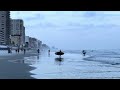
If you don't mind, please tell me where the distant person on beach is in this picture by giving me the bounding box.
[37,49,40,54]
[8,48,11,53]
[82,50,86,56]
[24,49,26,54]
[48,49,50,56]
[15,49,17,53]
[18,49,19,53]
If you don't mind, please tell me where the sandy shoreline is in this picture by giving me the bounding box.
[0,50,39,79]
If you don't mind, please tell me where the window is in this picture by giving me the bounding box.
[16,23,19,30]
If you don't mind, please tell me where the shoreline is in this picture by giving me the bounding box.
[0,50,40,79]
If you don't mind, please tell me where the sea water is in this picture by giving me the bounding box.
[11,49,120,79]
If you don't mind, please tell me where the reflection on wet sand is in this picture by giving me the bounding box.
[23,55,41,64]
[55,58,64,65]
[48,54,50,57]
[9,55,41,65]
[37,55,39,60]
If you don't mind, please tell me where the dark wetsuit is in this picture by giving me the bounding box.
[82,50,86,56]
[48,50,50,56]
[37,49,40,54]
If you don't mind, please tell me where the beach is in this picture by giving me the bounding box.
[1,49,120,79]
[0,50,38,79]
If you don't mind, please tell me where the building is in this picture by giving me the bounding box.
[42,44,49,50]
[25,36,29,48]
[29,37,37,48]
[10,19,25,47]
[25,36,42,49]
[36,40,42,49]
[21,26,25,46]
[0,11,10,45]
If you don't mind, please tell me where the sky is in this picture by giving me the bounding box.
[10,11,120,50]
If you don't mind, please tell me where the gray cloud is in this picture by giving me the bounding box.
[11,11,120,50]
[24,14,45,21]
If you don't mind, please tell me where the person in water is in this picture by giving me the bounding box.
[48,49,50,56]
[59,50,63,58]
[82,50,86,56]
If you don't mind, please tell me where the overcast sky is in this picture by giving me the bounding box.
[10,11,120,50]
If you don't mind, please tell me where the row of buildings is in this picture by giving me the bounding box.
[25,36,42,49]
[0,11,49,50]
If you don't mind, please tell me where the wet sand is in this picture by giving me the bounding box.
[0,51,39,79]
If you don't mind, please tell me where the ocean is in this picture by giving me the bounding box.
[9,49,120,79]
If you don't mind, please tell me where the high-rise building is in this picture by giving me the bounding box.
[10,19,25,47]
[11,19,23,35]
[0,11,10,45]
[25,36,29,48]
[21,26,25,46]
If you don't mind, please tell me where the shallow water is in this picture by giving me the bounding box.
[9,50,120,79]
[29,50,120,79]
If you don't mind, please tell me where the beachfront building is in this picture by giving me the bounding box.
[38,40,42,49]
[25,36,29,48]
[21,26,25,46]
[10,19,25,47]
[37,40,42,49]
[29,37,38,49]
[0,11,11,45]
[25,36,42,49]
[42,44,50,50]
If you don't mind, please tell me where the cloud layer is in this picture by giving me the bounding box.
[11,11,120,50]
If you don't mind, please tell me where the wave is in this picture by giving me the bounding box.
[64,49,120,65]
[83,50,120,65]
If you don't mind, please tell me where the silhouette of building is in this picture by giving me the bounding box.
[0,11,10,45]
